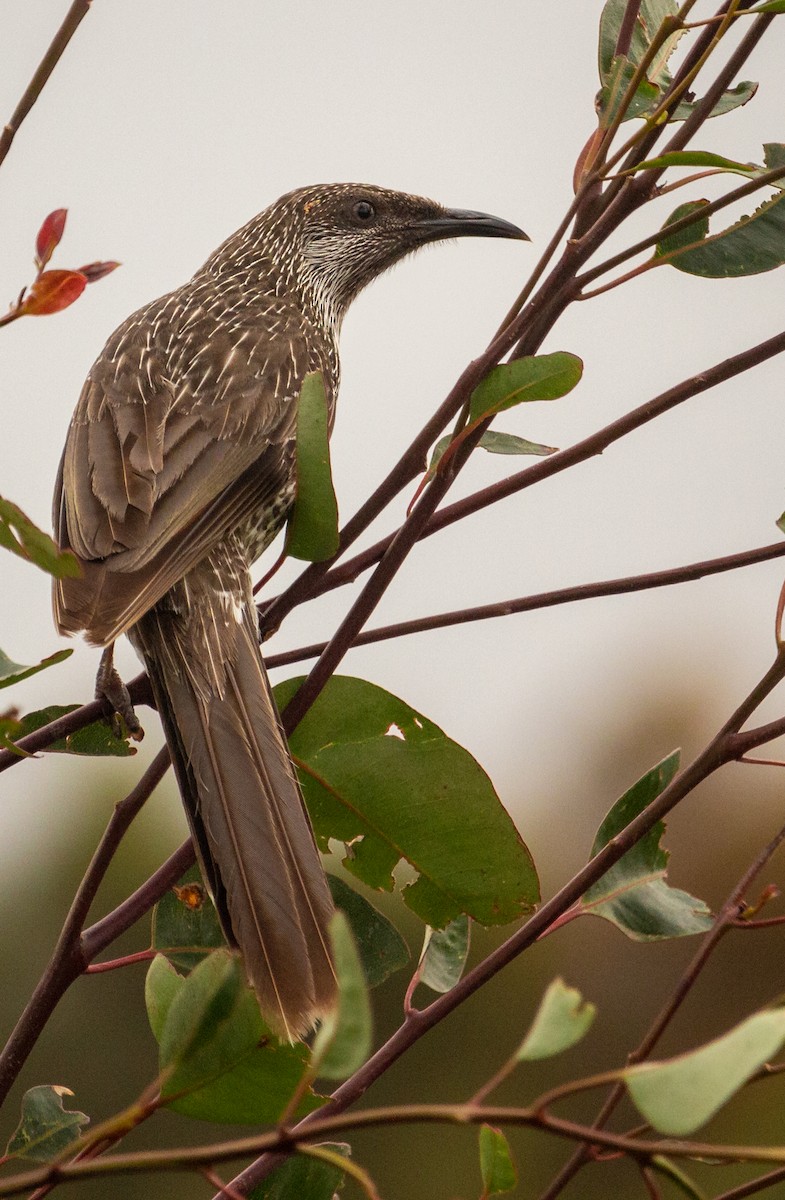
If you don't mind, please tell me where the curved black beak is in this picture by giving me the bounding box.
[415,208,529,243]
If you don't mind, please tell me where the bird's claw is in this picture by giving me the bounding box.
[95,646,145,742]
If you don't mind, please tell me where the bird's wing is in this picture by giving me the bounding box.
[53,305,315,643]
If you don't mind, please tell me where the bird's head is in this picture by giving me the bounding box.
[239,183,528,323]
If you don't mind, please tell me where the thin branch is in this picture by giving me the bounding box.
[265,540,785,668]
[710,1165,785,1200]
[538,818,785,1199]
[0,748,170,1106]
[227,649,785,1196]
[0,0,92,169]
[291,328,785,605]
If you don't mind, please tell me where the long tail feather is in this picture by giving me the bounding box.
[130,550,336,1041]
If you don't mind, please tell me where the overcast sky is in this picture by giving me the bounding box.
[2,2,785,890]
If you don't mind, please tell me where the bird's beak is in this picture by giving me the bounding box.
[415,208,529,243]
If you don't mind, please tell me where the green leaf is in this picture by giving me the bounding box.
[5,703,136,756]
[328,875,410,988]
[287,371,339,562]
[635,150,759,175]
[666,186,785,277]
[145,952,322,1124]
[671,80,757,122]
[276,676,540,929]
[755,1,785,12]
[650,1156,708,1200]
[598,0,680,86]
[655,201,710,258]
[428,431,556,475]
[151,866,227,972]
[311,912,372,1080]
[249,1145,350,1200]
[0,647,72,691]
[582,751,713,940]
[469,354,582,423]
[418,915,470,993]
[5,1085,89,1163]
[479,1125,518,1197]
[517,978,596,1062]
[597,55,660,125]
[763,142,785,191]
[624,1007,785,1135]
[0,496,79,578]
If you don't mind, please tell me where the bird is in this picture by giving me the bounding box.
[52,183,528,1040]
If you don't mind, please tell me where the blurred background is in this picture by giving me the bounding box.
[2,2,785,1196]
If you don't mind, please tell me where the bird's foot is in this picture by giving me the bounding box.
[95,645,145,742]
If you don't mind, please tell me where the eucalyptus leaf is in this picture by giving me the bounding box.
[249,1146,350,1199]
[668,186,785,277]
[582,751,713,940]
[287,371,339,562]
[429,431,556,475]
[671,80,757,122]
[634,151,759,175]
[479,1125,518,1197]
[517,978,596,1062]
[419,914,470,993]
[625,1008,785,1135]
[5,1086,88,1163]
[469,354,582,423]
[0,495,79,578]
[0,648,72,691]
[145,953,322,1124]
[329,875,410,987]
[276,676,539,929]
[151,866,227,972]
[311,912,372,1080]
[7,703,136,756]
[655,201,710,258]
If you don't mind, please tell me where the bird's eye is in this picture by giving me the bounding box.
[353,200,376,223]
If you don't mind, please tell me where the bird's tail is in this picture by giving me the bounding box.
[130,555,336,1041]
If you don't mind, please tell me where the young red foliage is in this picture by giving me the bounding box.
[19,269,87,316]
[34,209,68,271]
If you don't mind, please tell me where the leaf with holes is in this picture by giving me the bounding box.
[5,1086,88,1163]
[276,676,539,929]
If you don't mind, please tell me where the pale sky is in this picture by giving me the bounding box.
[2,1,785,889]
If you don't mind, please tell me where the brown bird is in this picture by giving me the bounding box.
[52,183,527,1039]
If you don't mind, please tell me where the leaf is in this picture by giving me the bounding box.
[598,0,680,86]
[5,1085,88,1163]
[479,1125,518,1197]
[151,866,227,972]
[311,912,372,1080]
[650,1156,708,1200]
[0,648,72,691]
[35,209,67,271]
[671,80,758,122]
[249,1145,350,1200]
[77,260,121,282]
[763,142,785,190]
[517,978,596,1062]
[634,150,759,175]
[328,875,410,988]
[19,269,87,316]
[469,354,583,423]
[145,952,322,1123]
[276,676,540,929]
[582,751,713,940]
[429,431,556,474]
[597,55,660,125]
[0,495,80,578]
[287,371,339,561]
[418,915,470,993]
[624,1007,785,1135]
[655,201,710,257]
[8,704,136,756]
[755,0,785,10]
[666,187,785,277]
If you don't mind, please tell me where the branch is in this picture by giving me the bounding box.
[266,540,785,669]
[285,328,785,607]
[0,747,170,1106]
[538,818,785,1199]
[0,0,93,170]
[226,648,785,1195]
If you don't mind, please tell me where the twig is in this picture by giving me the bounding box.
[0,747,170,1106]
[0,0,93,169]
[265,540,785,668]
[537,818,785,1198]
[226,649,785,1196]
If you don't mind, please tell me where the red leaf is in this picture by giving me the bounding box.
[19,270,87,316]
[35,209,68,271]
[77,260,121,283]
